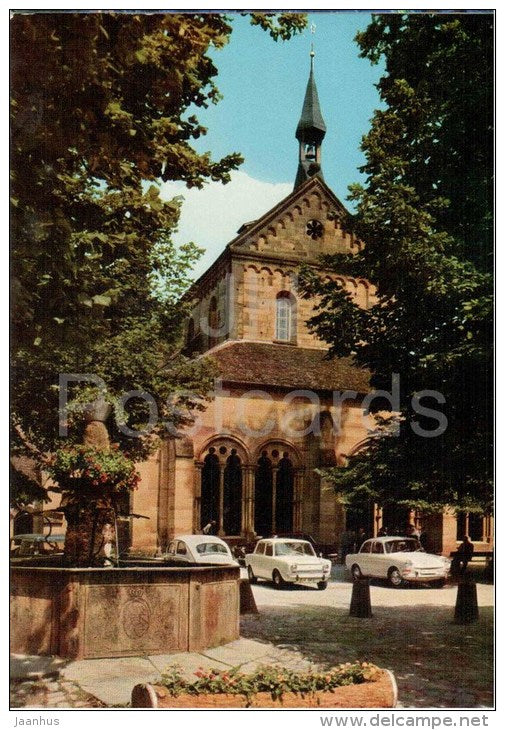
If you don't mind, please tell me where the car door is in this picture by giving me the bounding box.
[371,540,388,578]
[250,540,266,576]
[357,540,373,575]
[263,542,274,578]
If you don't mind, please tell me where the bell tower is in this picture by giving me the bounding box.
[294,45,327,189]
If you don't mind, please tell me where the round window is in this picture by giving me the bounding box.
[306,219,323,240]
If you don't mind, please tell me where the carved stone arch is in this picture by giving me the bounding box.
[293,205,302,217]
[254,439,301,467]
[254,440,301,535]
[246,263,261,275]
[257,235,267,250]
[347,280,359,302]
[335,276,346,288]
[260,266,273,276]
[302,197,311,209]
[321,200,329,212]
[277,218,286,231]
[198,434,250,466]
[310,191,322,210]
[286,211,294,223]
[267,226,277,238]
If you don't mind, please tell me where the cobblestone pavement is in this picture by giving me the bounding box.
[10,569,494,710]
[10,678,106,709]
[241,569,494,709]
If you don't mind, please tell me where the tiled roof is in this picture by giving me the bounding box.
[209,341,370,394]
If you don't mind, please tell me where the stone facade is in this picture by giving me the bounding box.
[125,173,492,556]
[128,176,376,550]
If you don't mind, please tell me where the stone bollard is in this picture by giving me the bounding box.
[454,579,479,624]
[240,578,258,614]
[350,578,372,618]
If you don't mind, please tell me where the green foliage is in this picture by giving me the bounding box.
[160,662,379,702]
[10,11,306,503]
[45,444,139,497]
[303,13,493,512]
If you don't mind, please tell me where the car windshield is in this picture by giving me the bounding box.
[196,542,228,555]
[275,541,315,557]
[385,539,422,553]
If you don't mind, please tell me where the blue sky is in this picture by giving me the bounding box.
[160,11,385,279]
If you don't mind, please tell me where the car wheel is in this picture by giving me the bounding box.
[272,569,285,589]
[317,581,328,591]
[247,565,257,584]
[432,579,446,588]
[351,564,363,582]
[388,567,404,587]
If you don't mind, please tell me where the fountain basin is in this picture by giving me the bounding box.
[10,564,240,660]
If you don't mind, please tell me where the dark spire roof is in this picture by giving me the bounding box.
[295,56,326,144]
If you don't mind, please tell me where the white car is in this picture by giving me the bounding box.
[345,536,451,587]
[245,538,331,590]
[165,535,239,566]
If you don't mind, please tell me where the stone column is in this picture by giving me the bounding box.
[293,469,304,531]
[218,466,225,536]
[242,466,255,538]
[193,463,203,534]
[271,467,278,534]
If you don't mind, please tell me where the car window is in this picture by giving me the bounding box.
[372,541,384,554]
[275,541,315,557]
[265,543,273,557]
[255,542,265,555]
[176,541,187,555]
[385,539,420,553]
[196,543,228,555]
[360,540,372,553]
[167,541,176,555]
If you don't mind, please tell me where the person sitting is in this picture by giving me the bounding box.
[451,535,474,576]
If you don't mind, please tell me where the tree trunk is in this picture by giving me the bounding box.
[63,503,115,567]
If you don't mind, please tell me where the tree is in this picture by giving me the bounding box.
[303,13,493,516]
[10,12,306,504]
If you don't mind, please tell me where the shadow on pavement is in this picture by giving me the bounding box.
[240,602,494,709]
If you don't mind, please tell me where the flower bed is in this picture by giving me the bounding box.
[131,663,397,708]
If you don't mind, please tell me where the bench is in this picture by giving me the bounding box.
[450,550,493,566]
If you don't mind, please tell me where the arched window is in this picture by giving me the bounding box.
[223,449,242,535]
[254,451,273,536]
[275,291,295,342]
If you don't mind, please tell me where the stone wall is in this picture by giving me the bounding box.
[11,565,240,659]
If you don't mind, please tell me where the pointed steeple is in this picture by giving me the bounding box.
[294,50,326,189]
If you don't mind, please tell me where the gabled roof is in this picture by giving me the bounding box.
[228,175,347,253]
[186,175,349,296]
[208,340,370,394]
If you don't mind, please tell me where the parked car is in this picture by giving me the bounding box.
[345,536,451,587]
[245,537,331,590]
[164,535,239,566]
[10,533,65,557]
[272,532,325,556]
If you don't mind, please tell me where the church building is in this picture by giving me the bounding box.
[116,56,493,557]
